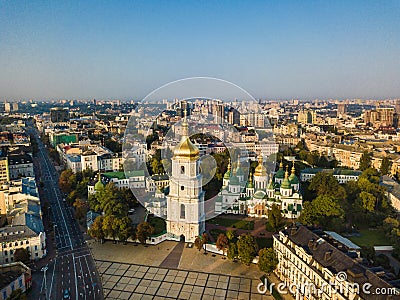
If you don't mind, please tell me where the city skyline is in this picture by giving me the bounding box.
[1,1,400,100]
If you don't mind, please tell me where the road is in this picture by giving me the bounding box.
[27,123,103,300]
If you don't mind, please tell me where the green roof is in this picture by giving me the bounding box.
[281,178,291,189]
[289,173,299,184]
[224,170,231,179]
[103,172,126,180]
[275,168,285,178]
[230,175,240,185]
[94,180,104,190]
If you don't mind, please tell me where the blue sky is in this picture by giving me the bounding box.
[0,1,399,100]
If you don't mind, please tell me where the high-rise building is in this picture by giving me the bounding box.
[12,103,18,112]
[50,107,69,123]
[166,114,205,242]
[4,101,11,113]
[0,157,10,184]
[227,108,240,126]
[297,109,316,124]
[364,108,394,127]
[337,103,347,117]
[395,99,400,114]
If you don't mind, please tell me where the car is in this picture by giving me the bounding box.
[128,208,135,215]
[63,289,70,299]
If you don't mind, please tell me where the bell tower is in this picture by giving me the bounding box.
[166,112,205,242]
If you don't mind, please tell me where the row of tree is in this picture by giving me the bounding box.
[194,231,278,274]
[88,216,155,244]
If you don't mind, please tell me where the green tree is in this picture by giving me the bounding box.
[88,216,105,242]
[216,233,229,256]
[237,234,258,265]
[380,157,392,175]
[308,172,346,201]
[226,230,236,241]
[13,248,30,264]
[58,169,76,194]
[116,217,134,244]
[258,248,278,274]
[102,215,118,242]
[358,191,376,212]
[227,242,238,260]
[299,195,344,227]
[136,222,154,244]
[359,150,372,171]
[268,204,283,233]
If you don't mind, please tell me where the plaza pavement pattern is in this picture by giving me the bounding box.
[97,260,274,299]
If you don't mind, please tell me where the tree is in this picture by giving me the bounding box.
[116,217,134,244]
[136,222,154,244]
[202,232,209,254]
[88,216,105,242]
[380,157,392,175]
[73,198,88,220]
[358,191,376,212]
[268,204,283,233]
[237,234,258,265]
[216,233,229,256]
[308,172,346,201]
[227,242,238,260]
[58,169,76,194]
[226,230,236,241]
[298,195,344,227]
[102,215,118,242]
[359,151,372,171]
[13,248,30,264]
[194,236,203,252]
[258,248,278,274]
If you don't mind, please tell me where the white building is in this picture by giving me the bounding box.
[273,225,397,300]
[166,115,205,242]
[0,225,46,264]
[300,168,362,184]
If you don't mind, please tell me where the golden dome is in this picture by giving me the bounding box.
[173,112,199,160]
[254,155,267,176]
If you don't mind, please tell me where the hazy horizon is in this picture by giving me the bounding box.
[1,1,400,100]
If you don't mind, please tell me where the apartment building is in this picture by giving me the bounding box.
[273,225,397,300]
[0,262,31,300]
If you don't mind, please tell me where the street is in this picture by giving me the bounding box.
[27,123,103,300]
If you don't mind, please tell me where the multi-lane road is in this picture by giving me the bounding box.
[27,123,103,300]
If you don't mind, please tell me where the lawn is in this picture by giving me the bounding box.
[147,215,166,235]
[209,228,226,241]
[347,229,389,247]
[207,217,254,230]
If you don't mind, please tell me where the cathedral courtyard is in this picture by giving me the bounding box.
[88,239,289,299]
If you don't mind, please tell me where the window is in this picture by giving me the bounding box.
[181,166,185,174]
[180,204,185,219]
[181,186,184,191]
[4,250,7,256]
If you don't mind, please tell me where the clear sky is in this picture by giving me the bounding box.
[1,1,399,100]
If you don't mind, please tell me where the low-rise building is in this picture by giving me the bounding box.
[300,168,362,183]
[0,262,31,300]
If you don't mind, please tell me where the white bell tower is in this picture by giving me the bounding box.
[166,112,205,242]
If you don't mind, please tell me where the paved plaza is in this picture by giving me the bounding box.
[96,260,274,300]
